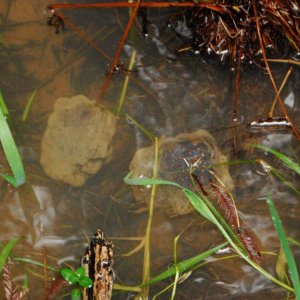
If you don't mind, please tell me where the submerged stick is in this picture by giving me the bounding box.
[232,46,242,155]
[50,9,111,60]
[49,2,230,9]
[98,0,142,100]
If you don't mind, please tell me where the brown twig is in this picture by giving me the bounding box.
[50,9,111,60]
[49,2,230,10]
[98,0,142,100]
[232,45,242,155]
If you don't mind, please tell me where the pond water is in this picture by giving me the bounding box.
[0,0,299,299]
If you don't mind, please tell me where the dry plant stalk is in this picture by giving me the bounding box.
[44,276,67,300]
[2,260,29,300]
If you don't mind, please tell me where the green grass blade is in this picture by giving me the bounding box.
[182,189,217,223]
[22,88,38,122]
[117,51,136,116]
[267,196,300,299]
[124,173,181,188]
[0,92,26,187]
[142,242,228,286]
[253,144,300,175]
[13,257,58,272]
[0,237,19,272]
[125,114,155,142]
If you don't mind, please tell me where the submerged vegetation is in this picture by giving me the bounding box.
[1,145,299,299]
[0,0,299,299]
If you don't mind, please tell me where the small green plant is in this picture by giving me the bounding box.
[60,266,93,299]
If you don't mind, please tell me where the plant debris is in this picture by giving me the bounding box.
[176,0,300,65]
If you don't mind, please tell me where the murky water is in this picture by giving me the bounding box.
[0,0,299,299]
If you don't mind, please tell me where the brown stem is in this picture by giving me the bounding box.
[53,9,111,60]
[49,2,228,10]
[232,42,242,156]
[98,0,142,100]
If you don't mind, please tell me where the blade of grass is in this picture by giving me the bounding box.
[141,242,228,286]
[116,50,136,116]
[267,196,300,299]
[0,237,19,272]
[113,283,141,292]
[252,144,300,175]
[126,114,155,142]
[13,257,58,272]
[22,88,38,122]
[0,92,26,187]
[140,137,159,297]
[171,235,180,300]
[287,238,300,247]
